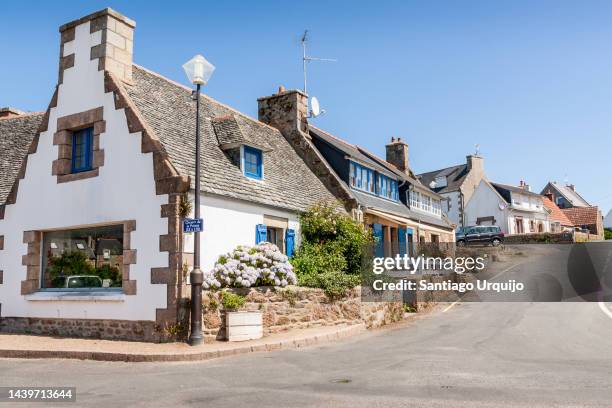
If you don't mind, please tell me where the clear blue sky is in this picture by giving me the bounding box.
[2,1,610,214]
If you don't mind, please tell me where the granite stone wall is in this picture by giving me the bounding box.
[202,286,404,342]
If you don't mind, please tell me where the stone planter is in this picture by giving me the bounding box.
[225,311,263,342]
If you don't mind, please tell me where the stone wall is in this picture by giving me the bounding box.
[202,286,404,343]
[503,232,574,244]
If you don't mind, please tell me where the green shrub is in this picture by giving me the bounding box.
[221,292,246,311]
[292,202,371,299]
[605,229,612,240]
[48,251,95,285]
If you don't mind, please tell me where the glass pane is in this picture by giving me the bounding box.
[41,224,124,290]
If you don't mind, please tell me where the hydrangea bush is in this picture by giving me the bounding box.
[203,242,297,289]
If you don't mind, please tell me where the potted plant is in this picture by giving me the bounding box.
[221,292,263,342]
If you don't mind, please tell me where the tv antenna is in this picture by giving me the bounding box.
[475,144,481,156]
[301,30,337,96]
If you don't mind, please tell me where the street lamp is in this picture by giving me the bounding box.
[183,54,215,346]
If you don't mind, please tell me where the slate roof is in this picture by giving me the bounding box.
[308,126,452,229]
[417,164,469,194]
[543,182,590,207]
[125,65,338,212]
[562,207,601,227]
[542,197,573,226]
[309,126,397,178]
[491,182,544,203]
[0,113,44,205]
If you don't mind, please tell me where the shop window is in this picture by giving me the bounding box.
[41,224,124,290]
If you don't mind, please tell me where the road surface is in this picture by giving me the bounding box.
[2,243,612,407]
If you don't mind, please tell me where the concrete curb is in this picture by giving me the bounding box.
[0,324,365,363]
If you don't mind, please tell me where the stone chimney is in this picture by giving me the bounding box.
[385,137,410,174]
[545,193,554,202]
[0,107,24,119]
[258,86,358,210]
[258,86,309,137]
[519,180,531,192]
[58,8,135,84]
[466,154,483,174]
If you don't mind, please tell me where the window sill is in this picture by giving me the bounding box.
[57,168,99,184]
[24,291,126,302]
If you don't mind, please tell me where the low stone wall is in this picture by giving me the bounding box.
[0,317,163,342]
[504,232,574,244]
[202,286,403,343]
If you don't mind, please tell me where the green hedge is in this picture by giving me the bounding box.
[291,202,371,299]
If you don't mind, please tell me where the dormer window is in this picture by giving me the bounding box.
[349,161,375,194]
[377,174,398,201]
[71,127,94,173]
[242,145,263,180]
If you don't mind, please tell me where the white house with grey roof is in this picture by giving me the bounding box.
[417,155,487,228]
[0,8,338,342]
[464,180,551,235]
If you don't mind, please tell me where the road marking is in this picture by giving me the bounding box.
[442,262,522,313]
[598,302,612,320]
[489,262,522,282]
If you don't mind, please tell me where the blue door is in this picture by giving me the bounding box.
[406,228,414,257]
[372,224,384,257]
[398,227,407,256]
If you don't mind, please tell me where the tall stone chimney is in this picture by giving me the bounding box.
[58,8,135,84]
[385,137,409,174]
[466,154,484,174]
[258,86,358,210]
[258,86,309,138]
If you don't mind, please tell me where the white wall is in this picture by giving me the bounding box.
[604,210,612,229]
[464,180,508,233]
[182,193,301,272]
[441,191,462,227]
[0,21,168,321]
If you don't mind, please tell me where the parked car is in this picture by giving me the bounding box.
[56,275,104,289]
[456,225,504,247]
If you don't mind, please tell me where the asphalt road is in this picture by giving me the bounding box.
[2,244,612,407]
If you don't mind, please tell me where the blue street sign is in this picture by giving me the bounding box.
[183,218,203,233]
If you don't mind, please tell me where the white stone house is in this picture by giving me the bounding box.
[417,155,486,228]
[464,180,551,235]
[0,8,338,341]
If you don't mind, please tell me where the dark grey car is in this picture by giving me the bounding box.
[456,225,504,247]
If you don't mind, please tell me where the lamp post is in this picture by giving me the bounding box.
[183,54,215,346]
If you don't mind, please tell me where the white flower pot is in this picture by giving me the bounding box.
[225,311,263,342]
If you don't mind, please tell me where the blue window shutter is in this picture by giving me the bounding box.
[255,224,267,244]
[398,227,407,256]
[285,229,295,257]
[372,223,384,257]
[406,228,414,257]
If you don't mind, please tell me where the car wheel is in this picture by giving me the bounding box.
[457,240,466,247]
[492,238,501,247]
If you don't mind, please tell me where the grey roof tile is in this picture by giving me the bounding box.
[125,65,338,212]
[417,164,468,194]
[0,113,43,205]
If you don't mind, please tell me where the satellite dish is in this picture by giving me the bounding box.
[310,96,321,117]
[498,203,506,210]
